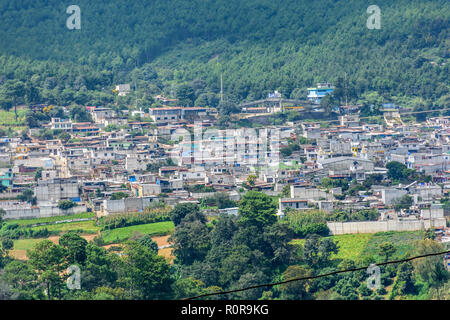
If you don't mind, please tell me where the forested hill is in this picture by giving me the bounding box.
[0,0,448,108]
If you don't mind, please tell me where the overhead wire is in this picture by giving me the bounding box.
[184,250,450,300]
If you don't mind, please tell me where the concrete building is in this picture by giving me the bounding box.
[340,115,360,128]
[131,183,161,197]
[307,83,334,104]
[421,204,445,219]
[318,157,374,174]
[290,186,331,201]
[148,107,182,124]
[0,168,13,188]
[318,200,334,212]
[35,178,80,202]
[50,118,73,131]
[115,84,131,96]
[279,198,309,211]
[381,188,408,205]
[91,107,116,123]
[101,196,159,215]
[412,184,442,201]
[302,123,321,139]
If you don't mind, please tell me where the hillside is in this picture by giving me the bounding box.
[0,0,448,109]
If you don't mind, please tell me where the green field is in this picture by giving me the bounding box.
[330,234,373,261]
[5,212,95,227]
[101,221,175,244]
[291,231,424,263]
[13,238,42,251]
[0,110,26,126]
[360,231,424,261]
[290,234,371,261]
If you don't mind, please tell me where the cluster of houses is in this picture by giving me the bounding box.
[0,100,449,240]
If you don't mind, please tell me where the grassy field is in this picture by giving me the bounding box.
[11,234,98,260]
[290,234,371,261]
[101,221,175,244]
[330,234,373,261]
[13,238,42,251]
[0,110,26,126]
[360,231,423,261]
[5,212,95,227]
[7,215,175,261]
[290,231,424,262]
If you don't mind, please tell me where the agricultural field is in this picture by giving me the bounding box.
[101,221,175,244]
[30,220,100,234]
[6,213,176,261]
[329,233,373,261]
[4,212,95,227]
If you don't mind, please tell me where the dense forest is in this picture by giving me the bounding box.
[0,0,448,112]
[1,193,448,300]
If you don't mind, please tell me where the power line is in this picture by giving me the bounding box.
[184,250,450,300]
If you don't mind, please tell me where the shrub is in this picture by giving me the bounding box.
[58,200,77,210]
[284,210,330,238]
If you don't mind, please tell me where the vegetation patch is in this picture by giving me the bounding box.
[360,231,424,262]
[4,212,95,227]
[101,221,175,244]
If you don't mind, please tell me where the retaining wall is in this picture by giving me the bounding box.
[327,218,447,235]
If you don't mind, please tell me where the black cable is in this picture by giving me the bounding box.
[183,250,450,300]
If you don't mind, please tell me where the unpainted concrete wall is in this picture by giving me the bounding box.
[327,218,447,235]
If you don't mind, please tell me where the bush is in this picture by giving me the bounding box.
[58,200,77,210]
[0,226,51,239]
[358,284,372,297]
[327,209,378,222]
[110,192,129,200]
[284,210,330,238]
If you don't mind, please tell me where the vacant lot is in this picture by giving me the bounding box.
[290,231,424,263]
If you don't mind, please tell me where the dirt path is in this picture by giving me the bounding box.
[152,235,172,247]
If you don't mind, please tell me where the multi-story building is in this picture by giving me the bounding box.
[307,83,334,104]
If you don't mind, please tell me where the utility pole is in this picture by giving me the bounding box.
[220,73,223,103]
[344,72,348,106]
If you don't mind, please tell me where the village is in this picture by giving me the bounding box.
[0,83,449,252]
